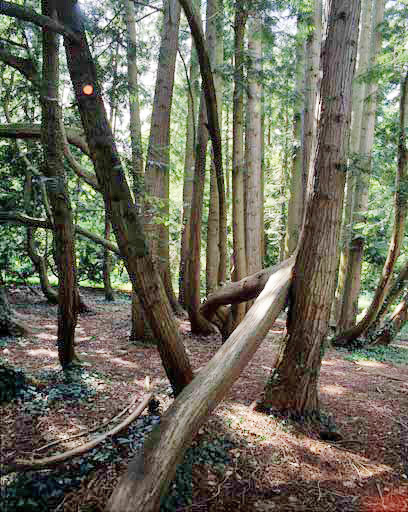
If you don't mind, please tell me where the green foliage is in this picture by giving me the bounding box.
[343,345,408,366]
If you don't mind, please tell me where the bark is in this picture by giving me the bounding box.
[179,0,226,289]
[205,0,223,295]
[335,0,382,331]
[245,11,263,276]
[302,0,322,197]
[41,0,78,369]
[103,213,114,301]
[0,286,29,336]
[371,290,408,346]
[107,257,294,512]
[56,0,193,395]
[27,227,58,304]
[201,261,285,323]
[375,258,408,327]
[259,0,361,416]
[333,69,408,347]
[179,38,199,307]
[231,1,247,327]
[124,0,152,340]
[284,23,305,257]
[144,0,182,315]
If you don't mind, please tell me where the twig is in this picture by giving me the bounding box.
[34,393,139,452]
[1,393,153,475]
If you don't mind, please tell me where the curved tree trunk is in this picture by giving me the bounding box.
[259,0,361,416]
[27,227,58,304]
[103,213,114,301]
[57,1,193,395]
[333,69,408,347]
[107,257,294,512]
[371,290,408,346]
[374,258,408,329]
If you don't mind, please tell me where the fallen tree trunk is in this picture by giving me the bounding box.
[200,262,282,322]
[107,256,294,512]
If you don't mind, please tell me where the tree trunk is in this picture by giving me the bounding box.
[27,227,58,304]
[107,257,294,512]
[205,0,223,295]
[144,0,183,315]
[57,0,193,395]
[245,11,263,279]
[284,21,305,257]
[333,69,408,347]
[336,0,383,331]
[41,0,79,369]
[259,0,361,416]
[0,286,29,337]
[231,1,248,327]
[179,38,199,307]
[371,290,408,346]
[374,258,408,329]
[103,213,114,301]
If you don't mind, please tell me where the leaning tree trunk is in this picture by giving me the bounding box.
[259,0,361,416]
[56,0,193,395]
[231,1,248,328]
[41,0,79,369]
[107,257,294,512]
[0,286,29,337]
[103,213,114,301]
[143,0,183,315]
[371,290,408,346]
[333,69,408,347]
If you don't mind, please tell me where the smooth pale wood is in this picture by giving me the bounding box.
[1,394,152,476]
[200,260,289,321]
[107,257,294,512]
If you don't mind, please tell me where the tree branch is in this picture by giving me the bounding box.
[0,211,121,256]
[0,123,89,155]
[0,1,81,43]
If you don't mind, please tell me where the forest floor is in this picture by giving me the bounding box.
[1,285,408,511]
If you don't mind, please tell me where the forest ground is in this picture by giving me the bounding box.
[1,286,408,512]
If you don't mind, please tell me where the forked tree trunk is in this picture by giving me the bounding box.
[333,69,408,348]
[57,0,193,395]
[144,0,183,315]
[231,1,248,327]
[259,0,361,416]
[42,0,79,369]
[107,257,294,512]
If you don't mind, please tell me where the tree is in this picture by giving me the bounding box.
[333,68,408,347]
[0,285,29,337]
[55,0,193,395]
[259,0,361,416]
[41,0,79,369]
[231,0,248,327]
[144,0,182,315]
